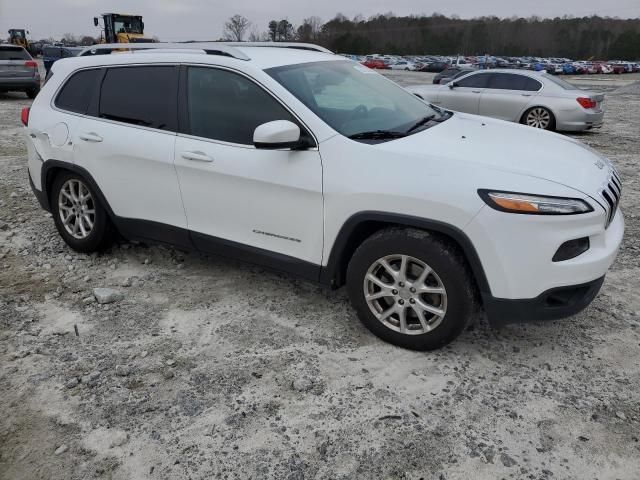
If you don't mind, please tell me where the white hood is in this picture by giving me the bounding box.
[379,112,614,198]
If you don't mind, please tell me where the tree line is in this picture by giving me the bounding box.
[226,13,640,60]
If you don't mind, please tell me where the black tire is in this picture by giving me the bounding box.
[346,228,475,350]
[50,171,115,253]
[26,86,40,99]
[521,106,556,131]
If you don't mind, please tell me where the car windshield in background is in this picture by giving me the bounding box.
[541,73,580,90]
[0,47,30,60]
[266,60,447,140]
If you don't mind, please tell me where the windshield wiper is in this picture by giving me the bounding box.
[348,130,407,140]
[405,115,438,134]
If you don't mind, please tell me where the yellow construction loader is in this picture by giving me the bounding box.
[8,29,29,49]
[93,13,155,43]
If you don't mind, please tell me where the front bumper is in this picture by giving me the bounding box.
[466,203,623,299]
[484,275,605,325]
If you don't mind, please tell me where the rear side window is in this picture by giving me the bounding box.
[456,73,490,88]
[186,67,296,144]
[55,69,101,114]
[486,73,541,91]
[43,47,61,58]
[0,47,30,60]
[99,66,177,130]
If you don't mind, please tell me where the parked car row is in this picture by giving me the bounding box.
[341,53,640,76]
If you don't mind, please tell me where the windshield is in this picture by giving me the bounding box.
[266,60,444,139]
[113,16,143,34]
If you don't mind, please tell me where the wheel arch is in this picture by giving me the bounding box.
[40,160,115,218]
[320,211,492,299]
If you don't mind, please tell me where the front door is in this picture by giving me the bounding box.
[440,71,491,114]
[173,66,324,273]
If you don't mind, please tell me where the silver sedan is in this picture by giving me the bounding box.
[407,69,604,132]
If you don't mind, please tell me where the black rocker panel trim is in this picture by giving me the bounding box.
[191,231,320,282]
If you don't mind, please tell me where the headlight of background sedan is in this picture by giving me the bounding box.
[478,190,594,215]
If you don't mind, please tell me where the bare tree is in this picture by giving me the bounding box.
[61,33,78,45]
[224,14,251,42]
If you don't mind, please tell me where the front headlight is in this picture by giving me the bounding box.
[478,190,594,215]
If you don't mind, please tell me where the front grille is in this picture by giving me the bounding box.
[601,170,622,228]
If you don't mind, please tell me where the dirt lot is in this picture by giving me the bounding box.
[1,68,639,480]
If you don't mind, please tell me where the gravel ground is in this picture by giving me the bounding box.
[1,68,639,480]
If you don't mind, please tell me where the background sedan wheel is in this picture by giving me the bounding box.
[523,107,555,130]
[347,228,476,350]
[51,171,115,253]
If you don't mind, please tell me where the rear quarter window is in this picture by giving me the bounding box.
[55,69,101,114]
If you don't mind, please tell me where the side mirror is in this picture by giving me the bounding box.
[254,120,305,150]
[448,82,458,89]
[93,17,99,27]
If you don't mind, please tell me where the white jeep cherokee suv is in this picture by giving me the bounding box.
[23,43,624,350]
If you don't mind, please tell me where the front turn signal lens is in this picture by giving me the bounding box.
[478,190,593,215]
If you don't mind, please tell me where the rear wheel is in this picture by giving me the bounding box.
[346,228,475,350]
[50,171,115,252]
[522,107,555,130]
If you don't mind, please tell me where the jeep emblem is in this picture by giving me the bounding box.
[594,159,605,169]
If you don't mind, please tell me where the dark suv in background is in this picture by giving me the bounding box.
[0,45,40,98]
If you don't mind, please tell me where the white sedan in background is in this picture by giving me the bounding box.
[407,69,605,131]
[389,60,419,71]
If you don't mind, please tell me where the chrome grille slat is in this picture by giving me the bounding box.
[601,171,621,229]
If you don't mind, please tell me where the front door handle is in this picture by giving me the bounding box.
[79,132,103,143]
[181,151,213,162]
[521,93,532,97]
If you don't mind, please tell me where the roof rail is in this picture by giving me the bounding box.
[220,42,333,54]
[78,42,250,60]
[78,42,334,59]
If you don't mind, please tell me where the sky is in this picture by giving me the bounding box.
[1,0,638,41]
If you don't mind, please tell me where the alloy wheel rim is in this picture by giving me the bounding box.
[58,179,95,239]
[363,254,447,335]
[526,108,550,129]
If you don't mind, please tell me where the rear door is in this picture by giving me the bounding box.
[0,46,33,80]
[439,71,490,114]
[74,65,188,241]
[478,73,542,122]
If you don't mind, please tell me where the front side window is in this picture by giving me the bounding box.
[186,67,296,145]
[267,60,444,138]
[99,66,177,130]
[55,69,101,114]
[456,72,490,88]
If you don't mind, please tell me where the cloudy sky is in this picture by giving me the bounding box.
[1,0,638,41]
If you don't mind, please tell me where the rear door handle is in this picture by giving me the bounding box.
[521,93,532,97]
[472,90,482,93]
[79,132,103,143]
[181,151,213,162]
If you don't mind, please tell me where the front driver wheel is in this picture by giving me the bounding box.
[346,228,475,350]
[50,172,115,253]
